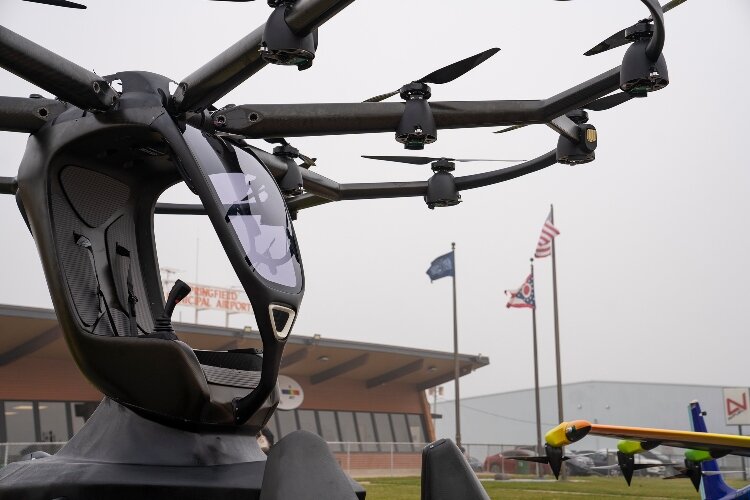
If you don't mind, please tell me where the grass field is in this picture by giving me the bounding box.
[358,475,748,499]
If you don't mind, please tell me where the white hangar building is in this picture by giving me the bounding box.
[435,381,746,454]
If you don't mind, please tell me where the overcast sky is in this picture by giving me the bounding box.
[1,0,749,403]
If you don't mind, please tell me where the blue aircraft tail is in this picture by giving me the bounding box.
[688,401,743,500]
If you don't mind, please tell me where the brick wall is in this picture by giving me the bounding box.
[333,451,422,473]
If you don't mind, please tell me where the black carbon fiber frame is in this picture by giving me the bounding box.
[154,150,558,215]
[0,26,117,111]
[0,96,67,133]
[210,67,621,138]
[172,0,356,112]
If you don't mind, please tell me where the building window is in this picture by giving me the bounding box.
[38,402,69,442]
[390,413,412,452]
[336,411,360,452]
[275,409,298,439]
[317,410,341,452]
[70,402,98,435]
[372,412,394,452]
[297,409,318,435]
[4,401,36,442]
[407,413,426,444]
[0,400,429,457]
[354,412,378,452]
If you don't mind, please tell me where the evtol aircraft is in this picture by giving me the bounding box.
[0,0,693,497]
[519,401,750,499]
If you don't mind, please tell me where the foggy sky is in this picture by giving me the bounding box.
[0,0,749,402]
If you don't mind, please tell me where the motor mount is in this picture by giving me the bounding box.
[556,109,598,166]
[425,159,460,209]
[620,37,669,95]
[261,2,318,71]
[396,82,437,150]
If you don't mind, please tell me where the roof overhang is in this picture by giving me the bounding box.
[0,304,489,389]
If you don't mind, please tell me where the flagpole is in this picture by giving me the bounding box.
[530,258,543,478]
[451,242,462,449]
[550,204,565,478]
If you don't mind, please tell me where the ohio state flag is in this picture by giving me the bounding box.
[505,274,535,309]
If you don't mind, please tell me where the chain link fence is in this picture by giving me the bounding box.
[327,441,427,476]
[3,441,748,480]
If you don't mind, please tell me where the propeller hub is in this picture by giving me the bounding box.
[273,144,299,158]
[625,21,655,41]
[261,4,317,71]
[425,171,460,209]
[566,109,589,125]
[431,158,455,172]
[399,82,431,101]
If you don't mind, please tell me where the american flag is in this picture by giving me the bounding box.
[534,210,560,258]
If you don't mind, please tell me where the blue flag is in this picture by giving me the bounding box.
[426,252,455,282]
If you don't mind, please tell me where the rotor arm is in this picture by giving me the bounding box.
[0,96,67,133]
[286,192,331,211]
[172,0,356,113]
[153,193,333,216]
[332,150,556,199]
[210,66,621,138]
[153,203,204,215]
[0,26,117,111]
[0,176,17,195]
[247,145,342,199]
[454,150,557,190]
[539,67,621,118]
[154,149,556,215]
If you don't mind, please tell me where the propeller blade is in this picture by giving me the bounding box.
[265,137,289,146]
[493,124,528,134]
[299,154,317,168]
[584,24,635,57]
[632,463,673,470]
[363,90,399,103]
[510,456,551,465]
[664,472,689,479]
[511,445,569,480]
[493,93,633,135]
[362,156,524,165]
[590,464,620,471]
[454,159,525,163]
[418,48,500,85]
[363,48,500,103]
[663,0,688,13]
[362,155,436,165]
[584,92,635,111]
[584,0,686,56]
[265,138,316,168]
[22,0,86,8]
[668,463,703,491]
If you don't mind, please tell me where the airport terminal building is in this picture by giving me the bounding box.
[0,303,489,472]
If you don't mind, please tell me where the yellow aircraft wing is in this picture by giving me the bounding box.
[546,419,750,457]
